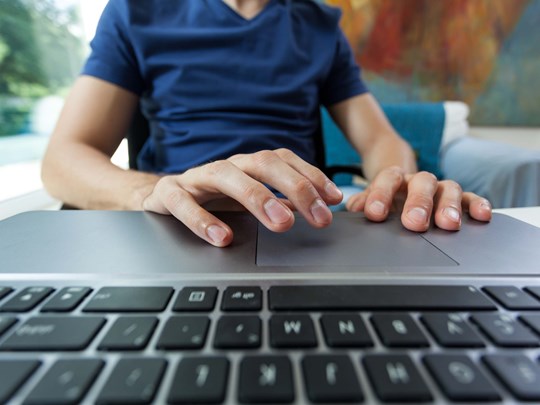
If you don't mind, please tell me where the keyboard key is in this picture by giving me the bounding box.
[168,356,229,404]
[320,313,373,348]
[0,316,105,351]
[83,287,173,312]
[25,359,104,405]
[238,355,294,403]
[0,287,53,312]
[173,287,218,312]
[0,360,40,403]
[156,316,210,350]
[424,354,500,402]
[363,354,432,402]
[422,313,485,347]
[98,316,158,351]
[471,313,539,347]
[41,287,92,312]
[0,315,17,338]
[483,286,540,310]
[371,313,430,347]
[483,354,540,401]
[269,285,496,311]
[0,286,13,301]
[520,314,540,335]
[524,286,540,301]
[97,358,166,404]
[221,287,262,311]
[213,315,261,349]
[302,355,363,403]
[270,314,317,348]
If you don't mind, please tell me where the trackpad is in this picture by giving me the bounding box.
[256,214,457,267]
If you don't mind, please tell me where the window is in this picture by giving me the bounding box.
[0,0,108,207]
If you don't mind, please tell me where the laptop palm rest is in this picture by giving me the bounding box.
[0,211,539,276]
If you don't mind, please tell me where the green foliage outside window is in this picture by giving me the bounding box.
[0,0,84,136]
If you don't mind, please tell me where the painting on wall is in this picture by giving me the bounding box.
[326,0,540,126]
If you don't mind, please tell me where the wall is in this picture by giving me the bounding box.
[326,0,540,127]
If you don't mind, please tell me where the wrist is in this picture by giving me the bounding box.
[128,172,161,210]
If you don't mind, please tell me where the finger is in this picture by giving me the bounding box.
[273,148,344,205]
[142,177,233,247]
[345,189,368,212]
[363,166,405,222]
[229,150,332,227]
[279,198,296,211]
[401,171,438,232]
[432,180,463,231]
[462,192,492,222]
[182,160,295,233]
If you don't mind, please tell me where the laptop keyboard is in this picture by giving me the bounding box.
[1,284,540,404]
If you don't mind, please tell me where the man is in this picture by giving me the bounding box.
[42,0,492,247]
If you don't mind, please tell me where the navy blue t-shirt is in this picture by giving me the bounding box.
[83,0,368,173]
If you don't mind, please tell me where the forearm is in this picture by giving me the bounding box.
[360,134,417,181]
[42,142,160,210]
[328,94,417,181]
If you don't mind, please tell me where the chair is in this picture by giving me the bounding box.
[322,103,446,186]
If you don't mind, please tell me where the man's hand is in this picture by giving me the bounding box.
[346,166,492,231]
[142,149,344,247]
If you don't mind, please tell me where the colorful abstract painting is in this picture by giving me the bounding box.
[325,0,540,126]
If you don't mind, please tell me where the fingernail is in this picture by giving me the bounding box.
[325,181,343,199]
[443,207,461,223]
[207,225,228,244]
[264,199,292,224]
[310,198,332,224]
[480,200,492,211]
[408,207,428,224]
[369,200,386,216]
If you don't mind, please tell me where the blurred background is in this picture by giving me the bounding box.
[0,0,107,205]
[327,0,540,126]
[0,0,539,214]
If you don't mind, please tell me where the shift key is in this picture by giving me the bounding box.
[0,316,105,351]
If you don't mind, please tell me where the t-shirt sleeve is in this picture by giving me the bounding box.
[81,0,144,95]
[320,28,369,107]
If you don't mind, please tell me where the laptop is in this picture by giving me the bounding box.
[0,210,539,404]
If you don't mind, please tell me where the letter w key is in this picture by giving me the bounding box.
[270,315,317,348]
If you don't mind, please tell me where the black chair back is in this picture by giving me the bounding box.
[126,106,150,170]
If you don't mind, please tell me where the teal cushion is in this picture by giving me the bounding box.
[322,103,445,185]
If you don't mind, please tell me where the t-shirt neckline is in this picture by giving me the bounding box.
[214,0,278,23]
